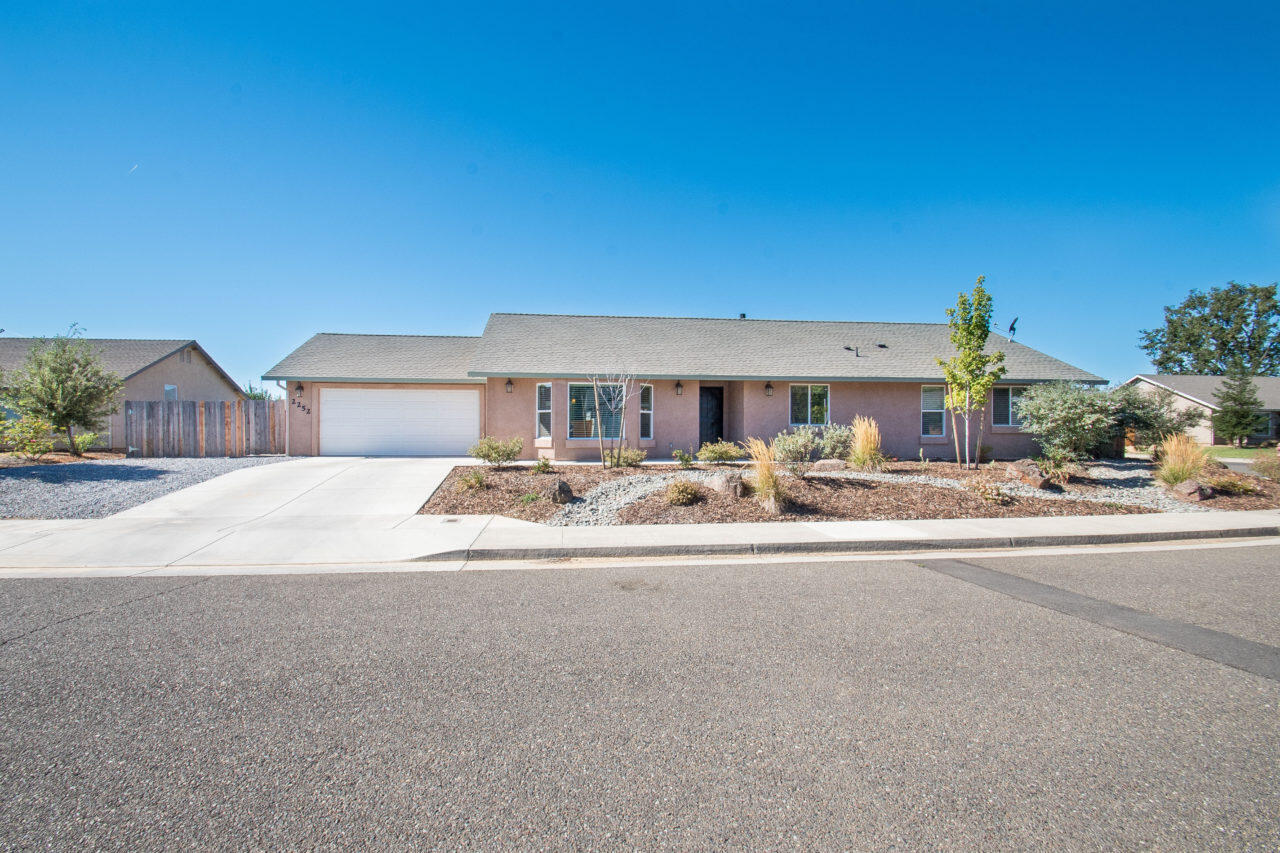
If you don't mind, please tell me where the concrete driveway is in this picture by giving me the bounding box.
[0,457,534,570]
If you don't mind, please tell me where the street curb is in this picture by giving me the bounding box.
[414,524,1280,562]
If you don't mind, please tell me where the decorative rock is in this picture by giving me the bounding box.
[812,459,846,471]
[545,479,574,504]
[1171,479,1210,501]
[1004,459,1051,490]
[708,470,748,498]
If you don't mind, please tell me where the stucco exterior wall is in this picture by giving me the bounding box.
[1129,380,1215,445]
[106,347,241,449]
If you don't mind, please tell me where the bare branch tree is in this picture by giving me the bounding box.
[587,373,639,468]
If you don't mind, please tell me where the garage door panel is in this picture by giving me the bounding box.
[319,388,480,456]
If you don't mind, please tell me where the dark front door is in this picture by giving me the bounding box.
[699,387,724,447]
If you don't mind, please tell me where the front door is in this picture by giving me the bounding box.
[699,386,724,447]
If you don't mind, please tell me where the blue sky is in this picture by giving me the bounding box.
[2,1,1277,389]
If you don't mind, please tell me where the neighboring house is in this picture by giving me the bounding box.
[0,338,243,449]
[1125,374,1280,445]
[264,313,1102,460]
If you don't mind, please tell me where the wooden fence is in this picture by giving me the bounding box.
[124,400,285,457]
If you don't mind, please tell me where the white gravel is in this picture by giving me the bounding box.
[548,470,719,526]
[0,456,285,519]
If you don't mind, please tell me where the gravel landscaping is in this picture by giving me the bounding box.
[0,456,285,519]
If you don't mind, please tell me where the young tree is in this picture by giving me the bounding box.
[587,373,638,468]
[4,330,124,455]
[1211,368,1266,447]
[1139,282,1280,375]
[936,276,1006,468]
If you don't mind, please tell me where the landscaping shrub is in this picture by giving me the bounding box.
[743,437,787,513]
[847,416,887,471]
[1252,456,1280,481]
[1016,383,1121,462]
[1156,433,1207,486]
[605,446,647,467]
[818,424,854,460]
[518,492,541,505]
[664,479,702,506]
[0,415,56,460]
[1206,476,1260,496]
[72,432,99,455]
[968,481,1012,505]
[917,449,931,473]
[772,427,818,477]
[468,435,524,467]
[672,448,695,468]
[1110,384,1203,450]
[696,440,743,464]
[1034,456,1078,487]
[456,470,487,491]
[532,457,553,474]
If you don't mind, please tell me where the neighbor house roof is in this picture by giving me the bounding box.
[262,333,483,383]
[467,313,1105,383]
[0,337,241,394]
[1126,374,1280,411]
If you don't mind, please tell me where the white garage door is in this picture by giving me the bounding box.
[319,387,480,456]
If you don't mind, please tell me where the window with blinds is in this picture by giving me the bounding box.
[568,383,623,439]
[921,385,946,436]
[639,384,653,440]
[992,386,1026,427]
[536,383,552,438]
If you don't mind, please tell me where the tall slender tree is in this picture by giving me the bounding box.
[1211,367,1266,447]
[937,276,1006,468]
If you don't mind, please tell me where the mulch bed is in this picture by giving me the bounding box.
[616,476,1155,525]
[421,464,691,522]
[0,451,126,469]
[1186,471,1280,511]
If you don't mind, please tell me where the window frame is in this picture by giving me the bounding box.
[567,382,625,440]
[920,385,947,438]
[789,384,830,427]
[991,386,1028,428]
[535,382,553,439]
[639,383,653,440]
[164,384,178,402]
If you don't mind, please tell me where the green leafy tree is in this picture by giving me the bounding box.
[1110,384,1203,449]
[1211,368,1266,447]
[937,276,1006,468]
[4,330,124,455]
[241,382,275,400]
[1016,383,1121,462]
[1139,282,1280,375]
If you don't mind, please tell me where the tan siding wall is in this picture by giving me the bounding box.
[1131,380,1215,445]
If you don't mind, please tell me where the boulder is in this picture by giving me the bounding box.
[1171,479,1210,501]
[812,459,846,471]
[708,470,748,498]
[1004,459,1051,490]
[544,479,574,504]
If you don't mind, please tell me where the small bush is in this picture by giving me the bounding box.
[772,427,819,477]
[696,440,743,464]
[1252,456,1280,481]
[456,469,487,491]
[672,448,695,468]
[1206,476,1261,496]
[664,479,702,506]
[1156,433,1207,486]
[605,446,647,467]
[847,416,887,471]
[917,449,931,473]
[1,415,56,460]
[818,424,854,460]
[1034,456,1078,487]
[968,481,1012,505]
[744,436,787,513]
[531,457,553,474]
[468,435,524,467]
[518,492,541,505]
[72,432,99,455]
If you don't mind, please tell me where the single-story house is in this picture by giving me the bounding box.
[1125,374,1280,445]
[0,338,243,449]
[264,313,1103,460]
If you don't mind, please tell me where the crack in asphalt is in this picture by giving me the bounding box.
[0,577,211,648]
[915,557,1280,682]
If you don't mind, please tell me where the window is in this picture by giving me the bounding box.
[921,385,946,436]
[568,383,623,439]
[790,384,829,426]
[536,383,552,438]
[164,384,178,402]
[639,384,653,440]
[992,386,1027,427]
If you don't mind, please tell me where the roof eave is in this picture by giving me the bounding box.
[466,370,1106,384]
[261,374,485,384]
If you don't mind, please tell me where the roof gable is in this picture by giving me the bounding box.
[262,333,482,383]
[0,337,243,396]
[1127,374,1280,410]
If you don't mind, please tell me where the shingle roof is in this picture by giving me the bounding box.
[262,333,483,383]
[1128,374,1280,410]
[468,313,1105,383]
[0,337,191,379]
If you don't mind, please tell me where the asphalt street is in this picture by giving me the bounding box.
[1,545,1277,849]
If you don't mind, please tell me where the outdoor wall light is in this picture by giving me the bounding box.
[295,383,304,398]
[505,379,514,393]
[674,381,683,396]
[764,382,774,397]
